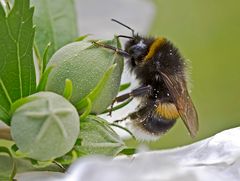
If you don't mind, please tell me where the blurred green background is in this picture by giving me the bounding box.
[127,0,240,149]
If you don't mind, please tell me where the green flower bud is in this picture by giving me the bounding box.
[45,37,123,114]
[11,92,80,161]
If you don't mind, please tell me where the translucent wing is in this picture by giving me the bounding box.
[160,71,199,137]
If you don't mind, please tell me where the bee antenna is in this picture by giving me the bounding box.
[111,19,135,36]
[117,35,134,39]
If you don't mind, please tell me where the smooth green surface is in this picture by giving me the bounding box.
[128,0,240,149]
[75,64,117,111]
[31,0,78,63]
[0,0,36,123]
[11,92,80,161]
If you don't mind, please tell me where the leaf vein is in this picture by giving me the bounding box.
[16,0,25,98]
[5,20,16,42]
[0,78,13,104]
[0,104,10,118]
[20,29,34,59]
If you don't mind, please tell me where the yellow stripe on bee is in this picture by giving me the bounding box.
[144,37,166,62]
[155,102,179,120]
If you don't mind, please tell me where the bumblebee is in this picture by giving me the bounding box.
[93,19,198,140]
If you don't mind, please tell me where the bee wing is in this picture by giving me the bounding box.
[160,71,199,137]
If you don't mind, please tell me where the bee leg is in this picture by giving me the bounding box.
[113,111,138,123]
[91,40,130,58]
[116,85,152,102]
[113,116,129,123]
[109,85,152,116]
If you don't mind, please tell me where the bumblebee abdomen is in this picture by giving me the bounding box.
[128,113,176,141]
[155,102,179,120]
[141,115,176,135]
[128,102,177,140]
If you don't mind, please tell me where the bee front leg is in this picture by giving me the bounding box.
[91,40,130,58]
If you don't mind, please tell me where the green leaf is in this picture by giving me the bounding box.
[34,41,51,77]
[54,150,78,166]
[75,34,91,42]
[36,65,55,92]
[119,82,131,92]
[0,0,36,124]
[75,115,126,156]
[41,42,51,74]
[119,148,136,155]
[10,96,37,115]
[0,140,62,175]
[80,98,92,121]
[31,0,78,64]
[0,155,62,177]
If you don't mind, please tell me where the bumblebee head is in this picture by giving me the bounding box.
[125,36,153,67]
[111,19,153,67]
